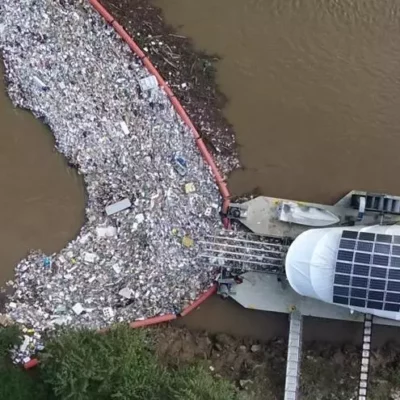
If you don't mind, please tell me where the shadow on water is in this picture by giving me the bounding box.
[0,61,86,291]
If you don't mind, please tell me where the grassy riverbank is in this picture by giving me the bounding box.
[2,323,400,399]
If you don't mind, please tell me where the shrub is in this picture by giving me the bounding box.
[0,364,49,400]
[40,325,173,400]
[0,325,20,358]
[40,325,238,400]
[0,326,49,400]
[173,365,238,400]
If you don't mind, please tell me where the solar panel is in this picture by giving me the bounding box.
[333,230,400,312]
[359,232,375,241]
[368,291,384,301]
[391,257,400,267]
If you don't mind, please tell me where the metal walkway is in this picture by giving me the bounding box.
[284,311,303,400]
[358,314,373,400]
[197,230,290,274]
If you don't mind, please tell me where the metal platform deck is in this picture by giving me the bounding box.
[230,272,400,327]
[232,194,400,238]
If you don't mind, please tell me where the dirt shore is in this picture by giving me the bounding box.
[99,0,240,176]
[153,325,400,400]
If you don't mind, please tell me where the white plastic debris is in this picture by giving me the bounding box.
[105,198,132,216]
[83,252,97,263]
[139,75,158,91]
[54,305,67,314]
[120,121,129,135]
[102,307,115,319]
[118,287,133,299]
[96,226,117,238]
[20,336,30,353]
[79,233,91,244]
[135,213,144,224]
[32,76,48,90]
[51,316,71,326]
[72,303,84,315]
[251,344,261,353]
[205,207,212,217]
[112,264,121,274]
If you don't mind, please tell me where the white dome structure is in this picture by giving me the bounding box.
[285,224,400,320]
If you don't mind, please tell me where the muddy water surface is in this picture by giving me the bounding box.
[157,0,400,342]
[155,0,400,203]
[177,295,400,346]
[0,63,85,286]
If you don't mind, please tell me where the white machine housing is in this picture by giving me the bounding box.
[286,224,400,320]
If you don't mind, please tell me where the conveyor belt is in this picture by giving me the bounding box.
[198,230,289,274]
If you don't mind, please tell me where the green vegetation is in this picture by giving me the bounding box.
[0,326,49,400]
[41,326,172,400]
[0,325,237,400]
[173,365,237,400]
[0,324,20,357]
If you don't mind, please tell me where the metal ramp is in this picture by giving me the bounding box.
[197,230,290,274]
[284,311,303,400]
[358,314,373,400]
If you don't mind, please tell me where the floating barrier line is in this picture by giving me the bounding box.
[86,0,229,329]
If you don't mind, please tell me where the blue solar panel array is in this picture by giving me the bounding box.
[333,230,400,312]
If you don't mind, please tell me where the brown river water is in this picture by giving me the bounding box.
[2,0,400,344]
[154,0,400,342]
[156,0,400,202]
[0,63,85,287]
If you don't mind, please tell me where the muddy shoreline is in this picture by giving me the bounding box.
[154,325,400,399]
[99,0,240,176]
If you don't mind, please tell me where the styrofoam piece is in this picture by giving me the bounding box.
[118,287,132,299]
[79,233,91,244]
[139,75,158,91]
[72,303,84,315]
[135,213,144,224]
[112,264,121,274]
[83,252,97,263]
[96,226,117,238]
[105,198,131,216]
[120,121,129,135]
